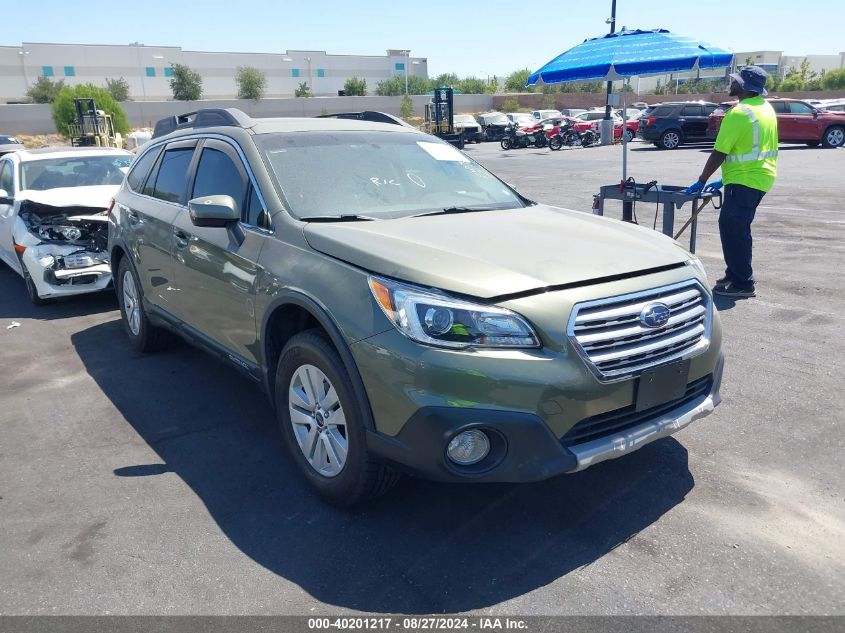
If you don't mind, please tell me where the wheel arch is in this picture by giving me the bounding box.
[260,291,377,432]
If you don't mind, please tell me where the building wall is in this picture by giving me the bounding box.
[1,42,428,102]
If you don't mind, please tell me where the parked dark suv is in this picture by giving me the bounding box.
[109,108,722,506]
[638,102,720,149]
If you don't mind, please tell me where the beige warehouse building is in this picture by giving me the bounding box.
[0,42,428,102]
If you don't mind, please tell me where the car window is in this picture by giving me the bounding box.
[150,147,194,205]
[256,130,523,220]
[681,105,703,116]
[704,105,718,115]
[126,146,161,192]
[652,106,676,117]
[20,155,131,191]
[769,101,789,114]
[0,160,12,194]
[191,147,247,212]
[789,101,814,115]
[245,185,269,229]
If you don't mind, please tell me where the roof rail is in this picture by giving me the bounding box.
[152,108,253,139]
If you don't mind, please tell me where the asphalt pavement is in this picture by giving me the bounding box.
[1,139,843,616]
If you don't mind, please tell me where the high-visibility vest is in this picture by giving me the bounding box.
[715,97,778,192]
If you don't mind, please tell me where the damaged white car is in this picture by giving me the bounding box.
[0,147,132,304]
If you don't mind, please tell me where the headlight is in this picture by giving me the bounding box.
[686,256,708,281]
[368,276,540,349]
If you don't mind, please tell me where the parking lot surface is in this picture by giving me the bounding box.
[1,140,843,615]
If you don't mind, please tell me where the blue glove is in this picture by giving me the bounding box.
[684,180,705,196]
[703,179,723,193]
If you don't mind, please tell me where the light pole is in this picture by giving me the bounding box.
[305,56,312,94]
[18,49,30,93]
[403,49,410,94]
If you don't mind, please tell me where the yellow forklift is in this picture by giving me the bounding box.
[423,87,464,148]
[68,98,123,148]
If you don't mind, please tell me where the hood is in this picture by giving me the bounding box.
[17,185,120,210]
[304,205,690,299]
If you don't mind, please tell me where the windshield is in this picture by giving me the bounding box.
[485,114,509,124]
[256,131,524,220]
[20,155,131,191]
[454,115,477,124]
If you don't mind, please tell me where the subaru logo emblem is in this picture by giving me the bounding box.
[640,303,671,328]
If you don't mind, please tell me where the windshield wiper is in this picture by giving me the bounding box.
[300,214,378,222]
[410,206,501,219]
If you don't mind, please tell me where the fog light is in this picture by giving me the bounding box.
[446,429,490,466]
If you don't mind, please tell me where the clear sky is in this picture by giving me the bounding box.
[3,0,843,78]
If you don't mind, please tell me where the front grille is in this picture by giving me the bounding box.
[561,375,712,447]
[568,280,711,381]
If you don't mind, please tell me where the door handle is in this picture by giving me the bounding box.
[173,229,189,248]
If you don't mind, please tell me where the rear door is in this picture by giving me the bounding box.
[170,138,266,365]
[120,140,196,315]
[679,104,706,139]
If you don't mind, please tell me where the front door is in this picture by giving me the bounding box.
[170,139,266,366]
[0,158,20,271]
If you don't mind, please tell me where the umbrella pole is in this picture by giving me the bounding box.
[622,78,629,181]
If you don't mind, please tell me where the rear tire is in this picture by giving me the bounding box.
[659,129,682,149]
[822,126,844,148]
[548,136,562,151]
[116,257,168,353]
[500,138,511,150]
[276,330,399,506]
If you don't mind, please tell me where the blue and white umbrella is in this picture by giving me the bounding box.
[527,29,733,180]
[527,28,733,86]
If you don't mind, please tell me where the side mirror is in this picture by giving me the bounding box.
[0,189,12,205]
[188,195,240,228]
[812,109,819,118]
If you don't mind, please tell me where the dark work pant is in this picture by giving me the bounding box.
[719,184,765,289]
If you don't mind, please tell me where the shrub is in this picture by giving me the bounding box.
[26,76,65,104]
[169,63,203,101]
[400,94,415,120]
[343,77,367,96]
[236,66,267,101]
[105,77,130,102]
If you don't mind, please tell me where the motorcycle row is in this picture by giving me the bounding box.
[499,121,598,151]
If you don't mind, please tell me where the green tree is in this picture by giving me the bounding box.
[51,83,129,137]
[376,75,431,96]
[104,77,130,102]
[580,81,605,93]
[457,76,486,94]
[169,63,203,101]
[399,94,415,120]
[343,77,367,96]
[504,69,534,93]
[25,76,65,104]
[235,66,267,101]
[821,68,845,90]
[484,76,499,94]
[432,73,460,88]
[295,82,312,97]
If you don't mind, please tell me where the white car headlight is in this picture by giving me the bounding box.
[368,276,540,350]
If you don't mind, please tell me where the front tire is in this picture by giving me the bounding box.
[276,330,399,506]
[22,265,49,306]
[500,138,511,150]
[822,126,845,148]
[117,257,168,352]
[548,136,562,151]
[659,129,682,149]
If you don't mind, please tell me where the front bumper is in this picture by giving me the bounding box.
[368,353,723,482]
[21,247,112,298]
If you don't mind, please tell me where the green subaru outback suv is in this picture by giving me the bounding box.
[109,109,723,506]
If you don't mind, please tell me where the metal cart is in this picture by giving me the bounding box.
[593,183,720,254]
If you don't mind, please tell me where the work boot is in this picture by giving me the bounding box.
[714,276,731,290]
[714,283,756,298]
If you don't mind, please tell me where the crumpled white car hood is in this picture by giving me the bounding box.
[17,185,120,210]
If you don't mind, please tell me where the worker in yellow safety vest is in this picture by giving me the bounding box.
[686,65,778,299]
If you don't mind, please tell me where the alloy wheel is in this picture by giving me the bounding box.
[122,269,141,336]
[288,364,348,477]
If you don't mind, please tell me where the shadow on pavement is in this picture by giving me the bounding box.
[0,263,118,321]
[72,319,695,613]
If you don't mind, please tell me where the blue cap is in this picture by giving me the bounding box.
[729,65,768,96]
